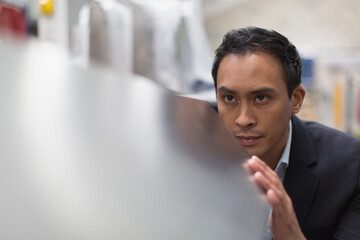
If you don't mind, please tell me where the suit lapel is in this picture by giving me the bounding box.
[283,115,320,227]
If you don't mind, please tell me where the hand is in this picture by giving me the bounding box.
[245,156,306,240]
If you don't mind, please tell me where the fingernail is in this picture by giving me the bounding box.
[248,157,256,165]
[249,156,263,168]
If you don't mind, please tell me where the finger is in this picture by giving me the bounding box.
[248,156,281,187]
[242,161,254,175]
[267,189,281,206]
[249,158,287,200]
[243,161,269,197]
[248,156,276,180]
[251,156,286,188]
[247,156,265,172]
[253,171,272,191]
[253,170,282,194]
[243,161,263,190]
[249,174,268,196]
[249,156,275,175]
[253,173,283,206]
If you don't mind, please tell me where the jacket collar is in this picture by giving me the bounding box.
[283,115,320,227]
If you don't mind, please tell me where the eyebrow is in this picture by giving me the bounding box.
[217,86,237,94]
[250,87,277,95]
[217,86,277,95]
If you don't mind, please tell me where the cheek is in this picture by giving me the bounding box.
[218,107,236,129]
[260,102,291,129]
[281,102,293,120]
[272,100,292,119]
[267,105,291,135]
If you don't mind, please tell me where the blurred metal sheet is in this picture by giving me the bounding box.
[0,39,268,240]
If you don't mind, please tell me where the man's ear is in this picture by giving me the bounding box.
[291,85,306,114]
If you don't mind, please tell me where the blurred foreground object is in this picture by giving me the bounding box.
[0,39,267,240]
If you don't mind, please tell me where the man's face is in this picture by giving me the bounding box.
[216,53,293,168]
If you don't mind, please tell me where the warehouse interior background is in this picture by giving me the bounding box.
[1,0,360,137]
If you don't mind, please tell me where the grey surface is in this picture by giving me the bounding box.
[0,39,268,240]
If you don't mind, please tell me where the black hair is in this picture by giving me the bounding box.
[211,27,302,98]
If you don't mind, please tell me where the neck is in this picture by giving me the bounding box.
[265,126,290,170]
[266,155,281,170]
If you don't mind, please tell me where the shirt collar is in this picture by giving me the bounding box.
[274,120,292,181]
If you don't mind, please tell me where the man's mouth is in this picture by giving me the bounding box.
[235,135,262,147]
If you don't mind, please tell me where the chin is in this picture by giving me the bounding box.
[245,148,257,157]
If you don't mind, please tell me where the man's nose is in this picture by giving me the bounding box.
[235,106,256,128]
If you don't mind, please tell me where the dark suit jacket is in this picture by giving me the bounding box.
[284,115,360,240]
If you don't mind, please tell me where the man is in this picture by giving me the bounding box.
[212,27,360,240]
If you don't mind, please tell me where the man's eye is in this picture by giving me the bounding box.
[255,95,268,103]
[224,95,235,102]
